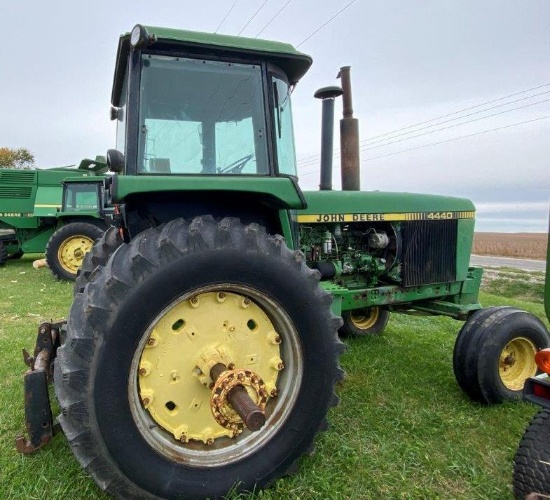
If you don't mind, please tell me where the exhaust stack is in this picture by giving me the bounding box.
[314,86,343,191]
[338,66,360,191]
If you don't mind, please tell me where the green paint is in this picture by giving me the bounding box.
[0,159,106,259]
[111,176,306,210]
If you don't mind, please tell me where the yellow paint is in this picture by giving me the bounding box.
[139,291,280,443]
[296,211,476,223]
[499,337,537,391]
[57,235,94,274]
[350,307,379,330]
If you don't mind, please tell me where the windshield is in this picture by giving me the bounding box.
[138,55,268,175]
[63,183,99,211]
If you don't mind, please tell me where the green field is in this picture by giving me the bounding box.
[0,256,547,499]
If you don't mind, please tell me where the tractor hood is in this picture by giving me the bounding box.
[297,191,475,223]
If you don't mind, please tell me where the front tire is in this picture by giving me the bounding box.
[453,307,550,404]
[339,307,390,337]
[46,222,104,281]
[514,410,550,498]
[54,216,344,499]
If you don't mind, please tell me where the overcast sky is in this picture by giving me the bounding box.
[1,1,548,232]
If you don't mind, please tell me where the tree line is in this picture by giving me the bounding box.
[0,147,35,169]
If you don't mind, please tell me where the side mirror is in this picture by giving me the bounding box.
[106,149,125,173]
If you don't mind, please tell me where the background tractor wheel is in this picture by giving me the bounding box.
[74,226,123,295]
[339,307,389,337]
[453,307,550,404]
[54,216,345,499]
[9,249,23,259]
[45,222,104,281]
[0,241,7,266]
[514,409,550,498]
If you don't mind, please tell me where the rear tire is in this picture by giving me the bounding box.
[339,307,390,337]
[55,216,345,499]
[453,307,550,404]
[46,222,104,281]
[514,409,550,498]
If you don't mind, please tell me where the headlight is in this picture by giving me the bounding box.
[130,24,149,48]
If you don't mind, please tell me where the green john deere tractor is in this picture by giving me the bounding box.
[16,25,549,499]
[0,156,109,280]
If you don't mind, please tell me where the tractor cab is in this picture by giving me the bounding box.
[109,25,311,179]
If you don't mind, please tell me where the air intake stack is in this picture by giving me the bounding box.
[314,86,343,190]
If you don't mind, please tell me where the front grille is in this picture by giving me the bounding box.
[401,220,457,286]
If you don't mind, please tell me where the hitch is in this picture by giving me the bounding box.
[15,321,64,454]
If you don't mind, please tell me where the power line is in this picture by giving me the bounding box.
[302,114,550,173]
[296,0,357,48]
[296,82,550,165]
[215,0,239,33]
[299,114,550,176]
[297,96,550,168]
[238,0,270,36]
[362,90,550,148]
[255,0,295,37]
[364,115,550,161]
[364,82,550,143]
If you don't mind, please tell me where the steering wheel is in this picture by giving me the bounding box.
[218,154,254,174]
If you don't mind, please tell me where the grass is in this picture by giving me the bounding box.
[0,256,548,499]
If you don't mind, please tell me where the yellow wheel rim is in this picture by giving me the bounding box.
[350,307,379,330]
[129,284,303,467]
[57,235,94,274]
[499,337,537,391]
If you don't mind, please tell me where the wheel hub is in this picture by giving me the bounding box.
[210,367,268,434]
[350,307,379,329]
[137,290,281,444]
[58,235,94,273]
[499,337,537,391]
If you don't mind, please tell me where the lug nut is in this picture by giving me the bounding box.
[142,397,150,406]
[270,388,279,397]
[139,368,147,376]
[206,438,214,445]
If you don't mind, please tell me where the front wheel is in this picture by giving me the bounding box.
[453,307,550,404]
[339,307,390,337]
[46,222,104,281]
[55,216,345,499]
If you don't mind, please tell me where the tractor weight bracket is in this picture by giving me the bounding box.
[15,321,64,454]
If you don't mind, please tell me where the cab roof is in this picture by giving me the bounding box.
[111,25,313,107]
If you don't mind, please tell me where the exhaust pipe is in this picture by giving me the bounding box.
[314,86,343,191]
[338,66,360,191]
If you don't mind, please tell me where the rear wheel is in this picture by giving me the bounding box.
[514,409,550,498]
[340,307,389,337]
[55,216,345,499]
[46,222,104,281]
[453,307,550,404]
